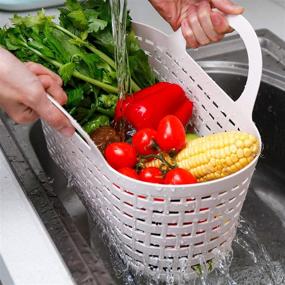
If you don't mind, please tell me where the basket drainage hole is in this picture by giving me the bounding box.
[202,104,207,111]
[169,211,179,214]
[197,84,203,91]
[202,195,211,199]
[153,198,165,203]
[204,92,210,99]
[153,210,164,214]
[172,71,178,78]
[123,212,133,218]
[217,122,223,129]
[229,119,236,126]
[170,199,181,203]
[164,256,174,261]
[213,101,219,108]
[149,255,159,259]
[210,236,218,241]
[166,51,173,58]
[124,201,133,207]
[212,225,220,230]
[187,198,196,201]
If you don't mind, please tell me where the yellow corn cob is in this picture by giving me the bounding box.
[176,131,259,182]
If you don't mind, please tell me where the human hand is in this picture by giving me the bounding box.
[149,0,244,48]
[0,48,74,137]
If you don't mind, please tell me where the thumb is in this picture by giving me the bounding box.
[211,0,244,15]
[35,94,75,137]
[210,11,233,34]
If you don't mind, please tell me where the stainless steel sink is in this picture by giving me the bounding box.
[1,29,285,284]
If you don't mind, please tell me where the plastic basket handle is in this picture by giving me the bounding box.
[172,15,262,118]
[47,94,95,148]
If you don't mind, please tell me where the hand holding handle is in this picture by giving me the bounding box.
[172,15,262,118]
[47,94,95,148]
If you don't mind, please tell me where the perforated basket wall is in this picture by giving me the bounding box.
[43,19,261,280]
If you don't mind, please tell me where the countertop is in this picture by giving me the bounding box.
[0,142,75,285]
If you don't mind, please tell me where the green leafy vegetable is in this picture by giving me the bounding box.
[192,259,214,276]
[83,114,110,134]
[0,0,156,133]
[67,87,84,107]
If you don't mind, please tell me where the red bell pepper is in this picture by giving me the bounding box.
[114,82,171,120]
[115,82,193,130]
[174,99,193,126]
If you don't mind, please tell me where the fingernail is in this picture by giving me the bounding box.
[230,3,244,13]
[60,127,74,137]
[232,3,244,9]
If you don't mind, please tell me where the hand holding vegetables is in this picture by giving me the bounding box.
[0,48,74,136]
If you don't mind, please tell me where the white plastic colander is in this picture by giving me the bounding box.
[43,15,262,280]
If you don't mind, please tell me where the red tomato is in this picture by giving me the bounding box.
[105,142,137,170]
[139,167,164,184]
[132,128,157,155]
[118,167,139,180]
[156,115,186,152]
[164,168,197,185]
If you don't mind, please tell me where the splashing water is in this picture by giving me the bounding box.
[88,212,285,285]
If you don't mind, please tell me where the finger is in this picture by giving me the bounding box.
[210,11,233,34]
[197,1,219,42]
[186,5,210,46]
[25,62,63,86]
[38,75,67,105]
[5,104,39,124]
[211,0,244,15]
[35,95,75,137]
[19,84,74,136]
[181,19,199,48]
